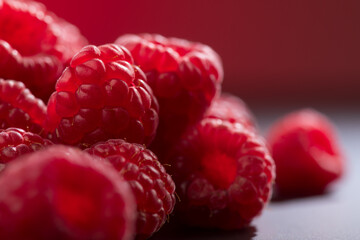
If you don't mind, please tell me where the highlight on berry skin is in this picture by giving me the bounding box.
[267,108,345,197]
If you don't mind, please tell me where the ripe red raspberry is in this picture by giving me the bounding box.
[165,118,275,229]
[0,79,46,134]
[267,109,344,197]
[0,128,52,165]
[115,34,223,154]
[0,145,136,240]
[85,139,176,239]
[206,93,256,131]
[45,44,159,148]
[0,0,87,101]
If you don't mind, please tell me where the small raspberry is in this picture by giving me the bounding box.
[116,34,223,154]
[267,109,344,197]
[0,127,52,165]
[0,145,136,240]
[85,139,176,239]
[206,93,256,131]
[0,79,46,134]
[165,118,275,229]
[45,44,159,148]
[0,0,87,101]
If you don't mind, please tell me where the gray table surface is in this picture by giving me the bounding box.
[151,105,360,240]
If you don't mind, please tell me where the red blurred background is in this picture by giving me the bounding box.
[39,0,360,105]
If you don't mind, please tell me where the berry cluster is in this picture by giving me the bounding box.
[0,0,344,239]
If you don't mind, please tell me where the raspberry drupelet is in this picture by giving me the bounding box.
[85,139,176,239]
[45,44,159,149]
[0,0,87,101]
[0,127,52,165]
[0,79,46,134]
[0,145,136,240]
[267,109,344,197]
[165,118,275,229]
[205,93,257,131]
[116,34,223,156]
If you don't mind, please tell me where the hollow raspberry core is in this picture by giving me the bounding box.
[201,152,237,189]
[54,184,99,231]
[166,118,275,229]
[0,145,136,239]
[308,129,334,154]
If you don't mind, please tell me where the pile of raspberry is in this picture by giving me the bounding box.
[0,0,344,239]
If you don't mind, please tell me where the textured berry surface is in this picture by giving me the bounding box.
[116,34,223,154]
[45,44,159,148]
[85,139,176,239]
[0,128,52,165]
[206,93,256,131]
[267,109,344,197]
[0,145,136,240]
[0,79,46,134]
[0,0,87,101]
[166,118,274,229]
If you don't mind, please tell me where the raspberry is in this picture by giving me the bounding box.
[0,0,87,101]
[0,128,52,165]
[45,44,159,148]
[85,139,176,239]
[0,145,136,240]
[115,34,223,154]
[206,93,256,131]
[0,79,46,134]
[165,118,274,229]
[267,109,344,197]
